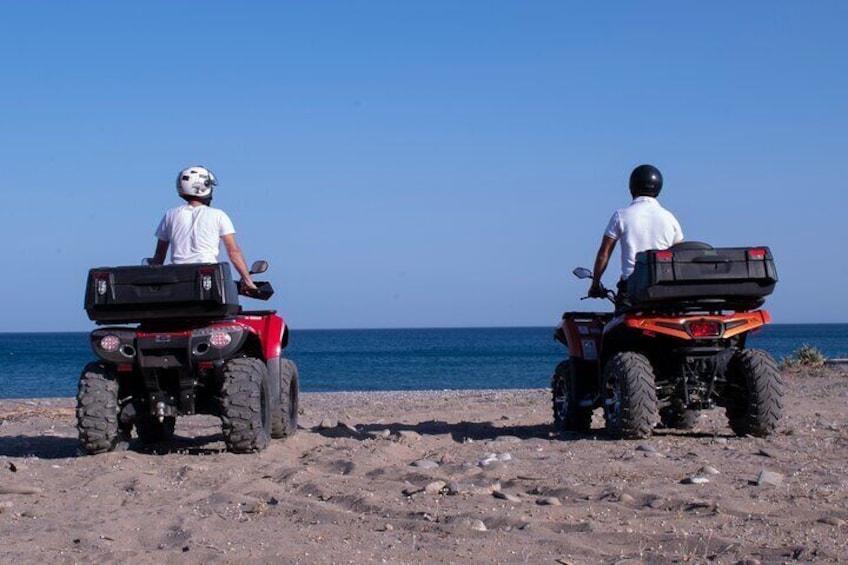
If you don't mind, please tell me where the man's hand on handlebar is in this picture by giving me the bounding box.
[239,279,259,296]
[588,283,608,299]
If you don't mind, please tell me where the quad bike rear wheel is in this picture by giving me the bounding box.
[551,360,592,433]
[220,357,272,453]
[725,349,784,437]
[603,352,658,439]
[77,362,122,454]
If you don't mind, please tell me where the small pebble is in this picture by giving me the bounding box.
[756,470,784,487]
[424,480,447,494]
[411,460,439,469]
[493,490,522,503]
[536,496,562,506]
[319,418,338,429]
[467,519,487,532]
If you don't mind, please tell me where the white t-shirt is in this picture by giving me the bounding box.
[155,205,235,264]
[604,196,683,279]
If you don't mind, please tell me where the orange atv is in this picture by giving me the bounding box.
[552,242,784,439]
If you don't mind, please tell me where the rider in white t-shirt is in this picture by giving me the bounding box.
[589,164,683,307]
[151,166,257,291]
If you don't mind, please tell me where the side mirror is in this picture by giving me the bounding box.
[572,267,593,280]
[142,258,155,266]
[249,260,269,275]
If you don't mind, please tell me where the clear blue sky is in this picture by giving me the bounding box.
[1,2,845,331]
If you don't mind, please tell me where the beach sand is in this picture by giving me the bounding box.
[1,368,846,564]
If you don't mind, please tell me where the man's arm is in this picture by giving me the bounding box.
[590,235,617,295]
[221,234,257,289]
[151,239,169,266]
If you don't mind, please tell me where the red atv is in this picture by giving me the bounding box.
[552,243,784,439]
[78,260,298,454]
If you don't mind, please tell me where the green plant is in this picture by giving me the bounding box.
[779,344,826,370]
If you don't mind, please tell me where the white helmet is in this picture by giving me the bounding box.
[176,166,217,198]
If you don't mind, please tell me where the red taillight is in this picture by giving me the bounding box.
[99,335,121,352]
[656,250,673,261]
[687,319,722,338]
[93,271,110,296]
[209,332,232,348]
[747,248,767,260]
[198,267,215,291]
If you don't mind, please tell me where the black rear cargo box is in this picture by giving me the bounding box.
[627,245,777,309]
[84,263,240,324]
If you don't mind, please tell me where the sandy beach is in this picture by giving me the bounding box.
[1,367,846,564]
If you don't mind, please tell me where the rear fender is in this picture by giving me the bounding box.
[559,312,609,362]
[235,314,286,360]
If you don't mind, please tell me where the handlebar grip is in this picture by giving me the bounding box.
[239,281,275,300]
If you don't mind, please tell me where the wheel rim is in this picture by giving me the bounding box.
[553,378,569,422]
[604,376,621,426]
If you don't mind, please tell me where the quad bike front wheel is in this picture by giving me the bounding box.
[270,357,300,439]
[276,358,300,438]
[77,362,122,454]
[220,357,272,453]
[725,349,784,437]
[551,360,592,433]
[603,352,658,439]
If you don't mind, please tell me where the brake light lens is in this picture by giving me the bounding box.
[93,271,109,296]
[209,332,232,348]
[100,335,121,352]
[656,250,673,261]
[747,248,767,260]
[687,320,722,338]
[199,267,215,291]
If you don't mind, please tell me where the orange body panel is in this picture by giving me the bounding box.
[620,310,770,341]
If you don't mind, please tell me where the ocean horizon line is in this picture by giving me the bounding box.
[1,320,847,335]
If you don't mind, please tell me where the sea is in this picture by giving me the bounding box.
[0,324,845,399]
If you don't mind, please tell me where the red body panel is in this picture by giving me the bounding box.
[234,314,286,360]
[134,313,286,361]
[561,314,608,360]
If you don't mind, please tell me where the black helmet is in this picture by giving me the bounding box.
[629,164,663,197]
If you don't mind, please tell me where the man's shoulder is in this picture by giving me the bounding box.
[165,204,192,214]
[209,208,234,226]
[200,206,230,217]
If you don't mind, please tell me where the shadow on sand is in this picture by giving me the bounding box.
[0,432,230,459]
[313,419,590,443]
[312,419,736,443]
